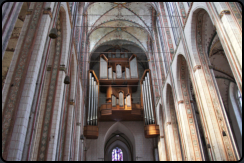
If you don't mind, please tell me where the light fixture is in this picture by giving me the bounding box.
[80,135,84,140]
[64,75,70,84]
[49,28,58,39]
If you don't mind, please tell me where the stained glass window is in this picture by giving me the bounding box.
[112,147,123,161]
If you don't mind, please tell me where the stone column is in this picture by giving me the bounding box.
[177,56,203,161]
[209,2,242,94]
[2,2,23,58]
[2,2,52,161]
[63,104,75,161]
[192,10,238,160]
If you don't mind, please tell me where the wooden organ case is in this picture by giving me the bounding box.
[84,51,159,139]
[99,53,143,121]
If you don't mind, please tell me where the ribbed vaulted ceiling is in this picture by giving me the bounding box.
[86,2,156,53]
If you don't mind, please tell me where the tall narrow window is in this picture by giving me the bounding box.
[165,2,181,45]
[112,147,123,161]
[237,89,242,113]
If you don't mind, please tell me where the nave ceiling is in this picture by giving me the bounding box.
[86,2,157,53]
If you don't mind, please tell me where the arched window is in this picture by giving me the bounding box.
[112,147,123,161]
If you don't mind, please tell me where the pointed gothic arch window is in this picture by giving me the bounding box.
[112,147,123,161]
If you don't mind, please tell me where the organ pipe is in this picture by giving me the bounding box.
[95,84,98,125]
[92,80,96,125]
[144,80,150,124]
[146,73,155,124]
[145,76,153,124]
[142,83,148,125]
[87,73,92,125]
[90,77,94,125]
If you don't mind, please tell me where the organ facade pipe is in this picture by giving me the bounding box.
[87,73,92,125]
[92,80,96,125]
[146,73,155,124]
[142,83,149,125]
[95,84,98,125]
[143,79,152,124]
[90,77,94,125]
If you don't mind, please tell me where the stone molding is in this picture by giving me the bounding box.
[43,9,52,19]
[59,65,67,73]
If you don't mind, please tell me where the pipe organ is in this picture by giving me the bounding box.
[85,51,158,139]
[140,70,159,138]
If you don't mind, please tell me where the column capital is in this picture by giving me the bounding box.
[219,10,230,19]
[193,65,201,72]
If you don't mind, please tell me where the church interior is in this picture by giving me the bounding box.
[2,2,242,161]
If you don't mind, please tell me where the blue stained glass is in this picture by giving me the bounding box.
[112,147,123,161]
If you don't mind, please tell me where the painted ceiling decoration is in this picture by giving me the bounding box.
[85,2,157,53]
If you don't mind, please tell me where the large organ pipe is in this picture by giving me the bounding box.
[90,77,94,125]
[142,83,149,125]
[143,80,151,124]
[87,73,92,125]
[95,84,98,125]
[143,81,150,124]
[92,80,96,125]
[146,73,155,124]
[144,77,153,124]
